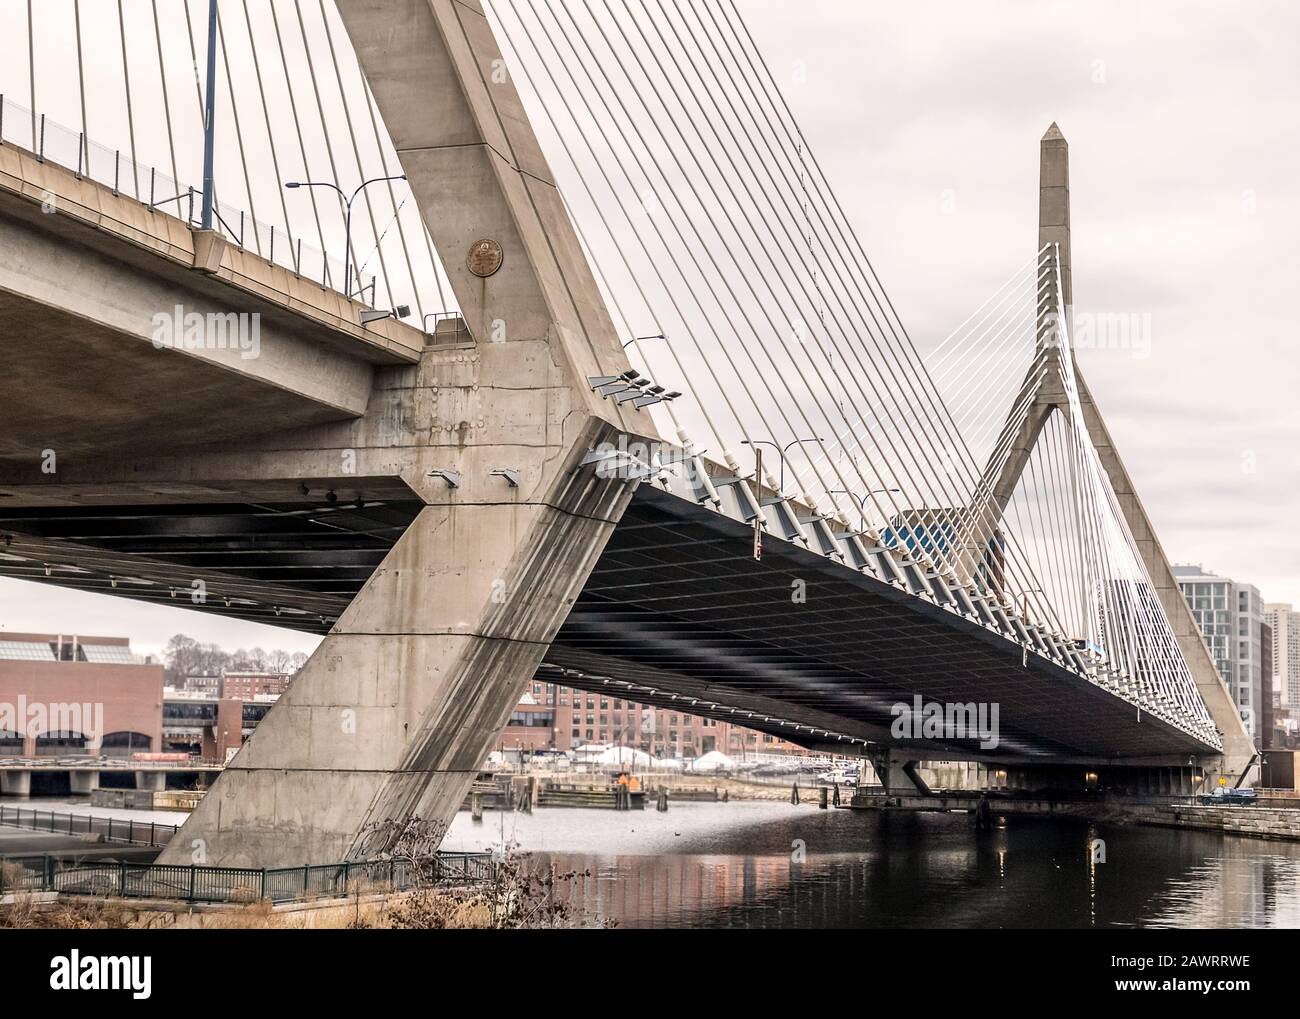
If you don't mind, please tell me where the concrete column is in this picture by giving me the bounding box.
[872,752,931,796]
[134,770,165,792]
[69,770,99,795]
[1039,122,1072,315]
[0,770,31,799]
[159,0,649,870]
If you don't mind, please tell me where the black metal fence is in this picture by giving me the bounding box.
[0,806,494,903]
[0,805,180,848]
[0,853,494,904]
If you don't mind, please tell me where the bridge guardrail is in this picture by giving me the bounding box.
[0,806,180,847]
[0,94,372,303]
[0,852,494,904]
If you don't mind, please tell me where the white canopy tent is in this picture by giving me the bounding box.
[688,750,737,773]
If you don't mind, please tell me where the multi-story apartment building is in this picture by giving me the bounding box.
[220,670,291,700]
[1265,603,1300,709]
[1175,565,1264,740]
[499,679,802,759]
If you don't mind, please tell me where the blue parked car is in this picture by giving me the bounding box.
[1197,787,1258,806]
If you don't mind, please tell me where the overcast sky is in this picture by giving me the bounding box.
[740,0,1299,606]
[0,0,1295,659]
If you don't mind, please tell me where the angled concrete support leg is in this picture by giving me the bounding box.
[872,752,931,796]
[162,445,633,866]
[0,771,31,799]
[161,0,648,867]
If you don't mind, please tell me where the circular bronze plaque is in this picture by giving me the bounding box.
[466,238,504,277]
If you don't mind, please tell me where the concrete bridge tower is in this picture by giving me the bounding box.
[967,123,1256,788]
[158,0,656,866]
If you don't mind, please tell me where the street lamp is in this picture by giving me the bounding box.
[741,437,824,493]
[623,333,667,349]
[828,486,901,532]
[285,174,407,299]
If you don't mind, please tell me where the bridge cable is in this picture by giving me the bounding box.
[150,0,183,213]
[116,0,141,201]
[238,0,299,271]
[267,0,332,281]
[489,6,728,453]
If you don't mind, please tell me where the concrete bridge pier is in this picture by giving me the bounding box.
[0,771,31,799]
[134,771,166,793]
[152,0,649,868]
[872,752,932,796]
[70,771,99,796]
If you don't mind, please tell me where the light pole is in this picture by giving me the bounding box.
[1019,587,1045,622]
[623,333,667,350]
[199,0,218,231]
[741,437,824,493]
[285,174,407,299]
[829,487,901,532]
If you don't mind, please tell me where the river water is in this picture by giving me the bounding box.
[29,796,1300,928]
[442,800,1300,928]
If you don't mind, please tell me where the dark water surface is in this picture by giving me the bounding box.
[443,800,1300,928]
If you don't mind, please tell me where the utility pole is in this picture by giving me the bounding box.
[200,0,218,230]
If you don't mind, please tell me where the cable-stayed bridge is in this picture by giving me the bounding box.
[0,0,1253,867]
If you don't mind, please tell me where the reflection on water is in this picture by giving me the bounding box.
[444,801,1300,929]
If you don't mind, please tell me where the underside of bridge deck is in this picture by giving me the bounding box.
[544,485,1216,764]
[0,498,422,631]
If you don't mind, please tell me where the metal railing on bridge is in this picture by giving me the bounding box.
[0,853,494,905]
[0,94,369,302]
[0,805,179,848]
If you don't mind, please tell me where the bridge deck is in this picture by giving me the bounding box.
[545,485,1214,762]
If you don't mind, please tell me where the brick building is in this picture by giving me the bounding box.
[496,679,801,759]
[220,670,291,700]
[0,633,163,757]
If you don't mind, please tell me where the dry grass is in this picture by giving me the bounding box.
[0,859,28,890]
[0,893,134,929]
[0,850,610,929]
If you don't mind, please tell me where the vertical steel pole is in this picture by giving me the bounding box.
[200,0,218,231]
[343,199,353,298]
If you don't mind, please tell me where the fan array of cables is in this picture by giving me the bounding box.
[0,0,1215,737]
[487,0,1067,632]
[929,248,1214,731]
[0,0,456,321]
[486,0,1212,737]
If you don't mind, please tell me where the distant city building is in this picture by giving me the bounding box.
[221,670,291,700]
[1265,603,1300,709]
[1262,620,1275,748]
[0,633,163,757]
[1175,565,1264,740]
[177,674,222,696]
[161,688,272,761]
[884,509,1006,599]
[499,679,803,759]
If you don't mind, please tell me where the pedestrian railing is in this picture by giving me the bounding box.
[0,806,180,848]
[0,852,494,904]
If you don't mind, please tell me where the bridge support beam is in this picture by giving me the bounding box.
[0,771,31,799]
[871,752,932,797]
[161,459,631,866]
[157,0,646,868]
